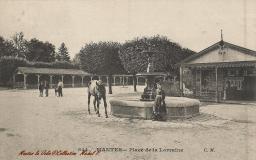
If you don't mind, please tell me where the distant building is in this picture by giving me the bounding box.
[13,67,140,89]
[14,67,92,89]
[180,38,256,102]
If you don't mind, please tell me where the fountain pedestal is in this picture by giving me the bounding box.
[137,50,167,101]
[137,72,166,101]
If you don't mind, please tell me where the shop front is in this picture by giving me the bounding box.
[180,40,256,102]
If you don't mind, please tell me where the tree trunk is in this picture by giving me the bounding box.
[108,75,112,94]
[133,74,137,92]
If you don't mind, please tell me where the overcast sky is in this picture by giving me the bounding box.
[0,0,255,58]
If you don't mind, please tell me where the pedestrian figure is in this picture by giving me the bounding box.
[39,81,44,97]
[57,79,64,97]
[44,80,49,97]
[54,84,59,97]
[152,82,166,121]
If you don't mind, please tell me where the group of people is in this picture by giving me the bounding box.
[38,79,64,97]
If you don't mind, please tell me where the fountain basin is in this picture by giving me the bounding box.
[110,97,200,120]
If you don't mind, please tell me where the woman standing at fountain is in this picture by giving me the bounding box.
[152,81,166,121]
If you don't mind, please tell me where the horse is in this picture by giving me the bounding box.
[87,80,108,118]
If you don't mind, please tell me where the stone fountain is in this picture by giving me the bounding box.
[137,50,166,101]
[109,49,200,120]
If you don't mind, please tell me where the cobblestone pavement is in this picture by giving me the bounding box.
[0,87,255,160]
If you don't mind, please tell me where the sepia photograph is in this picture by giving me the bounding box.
[0,0,255,159]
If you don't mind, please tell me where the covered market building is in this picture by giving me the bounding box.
[13,67,92,89]
[13,67,148,89]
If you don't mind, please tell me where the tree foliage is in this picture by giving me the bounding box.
[56,42,70,62]
[11,32,28,58]
[1,33,56,62]
[26,38,56,62]
[0,36,17,57]
[119,35,195,74]
[78,41,125,74]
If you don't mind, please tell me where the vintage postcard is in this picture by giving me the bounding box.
[0,0,255,160]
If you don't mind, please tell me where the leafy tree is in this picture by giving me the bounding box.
[119,35,194,74]
[56,42,70,62]
[26,38,56,62]
[0,36,17,57]
[79,41,125,75]
[119,35,194,92]
[11,32,28,58]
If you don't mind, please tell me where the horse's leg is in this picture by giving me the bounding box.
[103,96,108,118]
[88,92,91,114]
[93,96,97,112]
[96,96,100,117]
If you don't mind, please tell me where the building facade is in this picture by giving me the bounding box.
[180,40,256,102]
